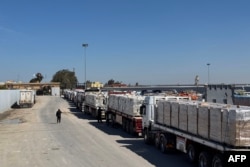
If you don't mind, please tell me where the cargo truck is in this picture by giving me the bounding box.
[18,89,36,108]
[106,94,145,136]
[76,90,85,110]
[141,95,250,167]
[84,92,107,119]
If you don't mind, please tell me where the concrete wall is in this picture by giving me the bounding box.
[0,90,20,113]
[206,85,234,104]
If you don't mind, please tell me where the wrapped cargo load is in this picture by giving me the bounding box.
[107,95,114,110]
[156,99,192,128]
[151,96,250,147]
[198,103,210,139]
[163,101,171,126]
[85,92,107,110]
[187,102,199,135]
[156,101,164,124]
[108,94,119,111]
[179,101,189,131]
[222,106,250,147]
[171,102,179,129]
[209,103,227,143]
[125,95,144,116]
[108,94,144,116]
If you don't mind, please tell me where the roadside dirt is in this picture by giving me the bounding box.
[0,109,14,121]
[0,97,43,124]
[0,109,28,124]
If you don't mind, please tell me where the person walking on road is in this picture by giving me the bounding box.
[97,107,102,123]
[56,109,62,123]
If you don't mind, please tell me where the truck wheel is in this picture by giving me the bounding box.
[143,129,150,144]
[126,121,130,133]
[212,154,223,167]
[187,144,198,163]
[129,121,134,135]
[127,121,132,134]
[106,113,110,126]
[199,152,212,167]
[160,137,167,153]
[111,115,115,128]
[122,119,126,131]
[154,135,160,149]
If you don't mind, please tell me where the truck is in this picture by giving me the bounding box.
[18,89,36,108]
[76,90,85,111]
[106,93,145,136]
[141,95,250,167]
[84,92,107,119]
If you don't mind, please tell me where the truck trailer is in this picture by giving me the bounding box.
[76,90,85,111]
[141,95,250,167]
[106,94,145,136]
[18,89,36,108]
[84,92,107,119]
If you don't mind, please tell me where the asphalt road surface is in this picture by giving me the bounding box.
[0,96,194,167]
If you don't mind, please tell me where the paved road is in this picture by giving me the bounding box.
[0,96,193,167]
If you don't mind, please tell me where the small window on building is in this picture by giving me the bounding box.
[213,99,216,103]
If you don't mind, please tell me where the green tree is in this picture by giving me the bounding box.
[30,72,44,83]
[0,85,7,89]
[105,79,124,87]
[51,69,78,89]
[36,73,44,82]
[107,79,115,85]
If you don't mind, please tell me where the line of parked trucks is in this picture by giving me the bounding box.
[63,89,250,167]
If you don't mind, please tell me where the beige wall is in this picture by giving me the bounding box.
[5,82,60,90]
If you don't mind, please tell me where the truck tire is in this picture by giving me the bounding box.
[160,136,167,153]
[128,121,133,135]
[83,106,87,114]
[111,114,116,128]
[212,154,223,167]
[106,112,110,126]
[122,119,126,131]
[129,121,134,135]
[126,121,130,133]
[198,151,212,167]
[143,129,150,144]
[187,144,198,163]
[154,134,160,149]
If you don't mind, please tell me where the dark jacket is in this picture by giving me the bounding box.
[56,109,62,117]
[97,108,102,117]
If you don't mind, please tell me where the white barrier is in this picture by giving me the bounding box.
[0,90,20,113]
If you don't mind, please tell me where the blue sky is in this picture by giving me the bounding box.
[1,0,250,85]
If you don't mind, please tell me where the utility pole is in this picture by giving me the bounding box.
[82,43,88,90]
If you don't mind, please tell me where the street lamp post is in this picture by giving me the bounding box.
[207,63,210,84]
[82,43,88,90]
